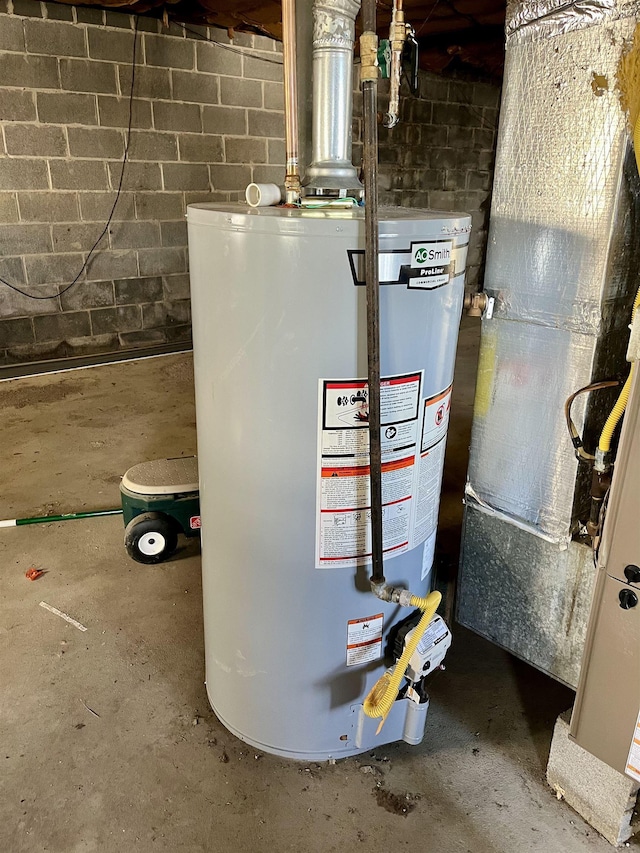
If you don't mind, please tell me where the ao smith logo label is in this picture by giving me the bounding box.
[412,241,453,268]
[415,246,450,263]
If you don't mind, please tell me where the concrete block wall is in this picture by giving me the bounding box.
[0,1,500,367]
[0,2,285,365]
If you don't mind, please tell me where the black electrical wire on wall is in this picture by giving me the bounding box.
[0,17,140,301]
[178,22,283,66]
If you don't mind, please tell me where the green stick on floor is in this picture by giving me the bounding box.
[0,509,122,528]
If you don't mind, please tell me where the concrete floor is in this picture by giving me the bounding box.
[1,324,634,853]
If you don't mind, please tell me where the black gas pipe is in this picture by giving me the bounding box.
[360,0,384,587]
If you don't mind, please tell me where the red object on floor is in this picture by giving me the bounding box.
[25,568,44,581]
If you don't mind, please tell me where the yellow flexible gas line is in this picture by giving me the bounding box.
[634,105,640,175]
[363,589,441,733]
[598,368,634,453]
[598,283,640,453]
[597,110,640,455]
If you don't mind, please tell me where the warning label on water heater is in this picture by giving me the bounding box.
[316,372,452,569]
[346,613,384,666]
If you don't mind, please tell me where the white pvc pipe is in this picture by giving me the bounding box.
[245,183,282,207]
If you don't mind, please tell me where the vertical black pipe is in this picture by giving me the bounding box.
[361,0,384,586]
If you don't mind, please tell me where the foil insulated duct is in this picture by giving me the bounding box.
[506,0,616,44]
[457,1,640,686]
[506,0,640,44]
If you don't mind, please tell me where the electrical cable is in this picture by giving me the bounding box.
[564,379,621,461]
[441,0,482,29]
[0,17,140,301]
[416,0,442,35]
[178,22,283,65]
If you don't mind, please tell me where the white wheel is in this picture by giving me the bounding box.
[124,513,178,565]
[138,531,167,557]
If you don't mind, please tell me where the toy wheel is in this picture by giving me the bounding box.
[124,512,178,564]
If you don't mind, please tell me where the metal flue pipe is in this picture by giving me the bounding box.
[359,3,384,586]
[282,0,301,204]
[304,0,362,195]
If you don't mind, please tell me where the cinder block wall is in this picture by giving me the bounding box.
[0,2,285,365]
[0,1,500,367]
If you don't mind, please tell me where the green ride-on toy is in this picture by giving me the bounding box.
[120,456,200,564]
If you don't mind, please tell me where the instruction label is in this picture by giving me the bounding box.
[413,437,446,553]
[316,373,452,569]
[416,616,449,656]
[317,372,421,568]
[625,709,640,783]
[346,614,384,666]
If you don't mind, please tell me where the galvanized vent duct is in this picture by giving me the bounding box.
[304,0,363,196]
[457,0,640,687]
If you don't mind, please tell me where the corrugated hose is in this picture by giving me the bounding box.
[363,590,441,733]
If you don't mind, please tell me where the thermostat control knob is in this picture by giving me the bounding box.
[624,565,640,583]
[619,589,638,610]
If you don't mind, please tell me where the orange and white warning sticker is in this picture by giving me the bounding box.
[625,709,640,783]
[316,372,424,569]
[346,613,384,667]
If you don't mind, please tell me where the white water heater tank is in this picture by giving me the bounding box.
[187,204,471,760]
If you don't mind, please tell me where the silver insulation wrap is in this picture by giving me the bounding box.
[458,1,640,683]
[489,21,633,337]
[467,320,600,539]
[468,14,637,543]
[506,0,639,45]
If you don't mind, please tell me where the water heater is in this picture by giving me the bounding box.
[187,203,470,759]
